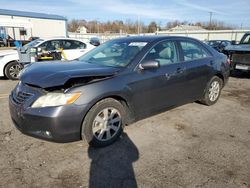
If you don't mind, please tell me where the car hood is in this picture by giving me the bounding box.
[225,44,250,52]
[20,61,121,88]
[0,49,17,56]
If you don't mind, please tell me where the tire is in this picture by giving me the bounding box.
[200,76,223,106]
[4,61,23,80]
[81,98,127,147]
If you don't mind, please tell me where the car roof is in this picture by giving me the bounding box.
[32,38,88,47]
[41,37,83,41]
[208,40,230,42]
[110,35,201,43]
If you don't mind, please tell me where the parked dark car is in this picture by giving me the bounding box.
[206,40,231,53]
[9,36,230,147]
[90,37,101,46]
[224,32,250,72]
[0,37,5,47]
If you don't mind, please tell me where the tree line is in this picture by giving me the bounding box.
[67,19,234,34]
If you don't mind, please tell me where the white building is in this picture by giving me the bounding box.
[77,26,88,34]
[0,9,67,40]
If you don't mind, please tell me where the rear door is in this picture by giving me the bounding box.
[61,40,87,60]
[178,40,214,100]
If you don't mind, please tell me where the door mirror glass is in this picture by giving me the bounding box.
[139,60,160,70]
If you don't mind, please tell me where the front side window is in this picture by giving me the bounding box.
[180,41,209,61]
[79,40,147,67]
[144,40,178,66]
[39,40,61,51]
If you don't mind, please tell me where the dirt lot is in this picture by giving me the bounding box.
[0,73,250,188]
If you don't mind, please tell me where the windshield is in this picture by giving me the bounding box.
[79,40,147,67]
[23,39,44,48]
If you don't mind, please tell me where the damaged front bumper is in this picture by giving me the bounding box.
[9,83,89,142]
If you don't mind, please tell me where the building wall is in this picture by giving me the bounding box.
[69,30,250,44]
[0,15,66,40]
[157,30,250,42]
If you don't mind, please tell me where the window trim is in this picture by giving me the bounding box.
[135,39,180,70]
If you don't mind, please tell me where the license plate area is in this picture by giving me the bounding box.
[235,64,250,70]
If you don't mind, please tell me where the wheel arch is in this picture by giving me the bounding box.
[214,72,224,86]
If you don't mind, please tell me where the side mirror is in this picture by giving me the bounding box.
[37,47,42,52]
[20,47,26,53]
[231,40,236,45]
[139,60,160,70]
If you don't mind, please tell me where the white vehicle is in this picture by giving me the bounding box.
[0,38,95,80]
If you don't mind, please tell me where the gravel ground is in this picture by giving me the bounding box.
[0,73,250,188]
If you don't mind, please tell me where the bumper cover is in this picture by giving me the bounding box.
[9,95,88,142]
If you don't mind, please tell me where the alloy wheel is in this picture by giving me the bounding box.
[9,64,22,79]
[208,81,220,102]
[92,107,122,141]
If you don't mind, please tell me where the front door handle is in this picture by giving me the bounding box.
[176,67,185,74]
[165,73,171,80]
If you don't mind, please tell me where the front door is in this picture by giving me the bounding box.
[128,40,188,116]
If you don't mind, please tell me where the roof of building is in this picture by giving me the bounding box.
[0,9,67,21]
[168,25,206,32]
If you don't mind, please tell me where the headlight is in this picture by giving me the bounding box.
[31,92,81,108]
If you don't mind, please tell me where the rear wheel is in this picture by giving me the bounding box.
[81,98,126,147]
[5,61,23,80]
[200,76,222,106]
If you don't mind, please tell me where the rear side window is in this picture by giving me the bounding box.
[61,40,86,49]
[144,41,178,66]
[180,41,209,61]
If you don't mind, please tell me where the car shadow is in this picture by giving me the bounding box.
[88,133,139,188]
[0,76,8,80]
[230,71,250,79]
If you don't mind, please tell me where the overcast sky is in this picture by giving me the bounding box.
[1,0,250,28]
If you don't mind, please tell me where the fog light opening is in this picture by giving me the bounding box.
[45,131,51,137]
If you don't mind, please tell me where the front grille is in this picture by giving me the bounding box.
[12,91,33,105]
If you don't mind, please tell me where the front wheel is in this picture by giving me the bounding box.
[200,76,223,106]
[5,61,23,80]
[81,98,126,147]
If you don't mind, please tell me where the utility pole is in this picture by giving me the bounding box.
[137,15,140,35]
[209,12,213,30]
[95,18,99,34]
